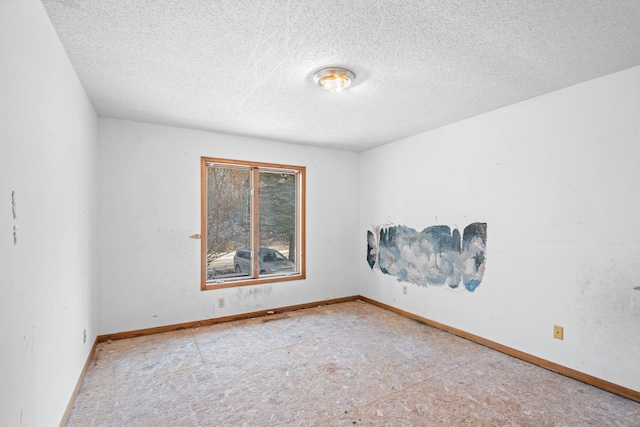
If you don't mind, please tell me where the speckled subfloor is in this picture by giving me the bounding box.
[67,301,640,426]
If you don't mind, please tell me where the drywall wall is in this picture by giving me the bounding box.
[98,118,359,335]
[359,65,640,392]
[0,1,98,426]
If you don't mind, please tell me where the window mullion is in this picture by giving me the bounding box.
[250,167,260,278]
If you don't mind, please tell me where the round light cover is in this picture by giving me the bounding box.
[314,67,355,94]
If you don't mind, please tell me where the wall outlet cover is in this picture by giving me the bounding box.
[553,325,564,340]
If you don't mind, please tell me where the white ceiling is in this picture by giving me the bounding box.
[41,0,640,152]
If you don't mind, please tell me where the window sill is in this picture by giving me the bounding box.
[201,273,305,290]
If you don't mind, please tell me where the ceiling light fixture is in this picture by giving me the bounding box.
[313,67,355,95]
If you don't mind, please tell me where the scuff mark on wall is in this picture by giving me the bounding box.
[12,190,17,219]
[228,284,278,312]
[367,222,487,291]
[12,191,18,244]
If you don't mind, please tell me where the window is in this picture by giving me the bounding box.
[201,157,305,289]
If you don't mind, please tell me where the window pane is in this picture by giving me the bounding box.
[206,165,251,281]
[258,171,297,276]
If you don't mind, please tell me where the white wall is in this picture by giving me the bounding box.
[98,118,359,335]
[359,65,640,392]
[0,1,98,426]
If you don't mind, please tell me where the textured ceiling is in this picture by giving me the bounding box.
[41,0,640,152]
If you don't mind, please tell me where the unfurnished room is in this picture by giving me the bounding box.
[1,1,640,425]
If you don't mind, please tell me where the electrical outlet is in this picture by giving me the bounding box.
[83,328,87,344]
[402,286,407,295]
[553,325,564,340]
[218,298,225,309]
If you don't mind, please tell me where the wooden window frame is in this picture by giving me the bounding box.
[201,157,306,290]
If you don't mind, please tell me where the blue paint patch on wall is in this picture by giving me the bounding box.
[465,279,482,292]
[367,230,377,269]
[367,222,487,291]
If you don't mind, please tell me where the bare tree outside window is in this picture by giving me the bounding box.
[259,171,297,262]
[206,167,251,260]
